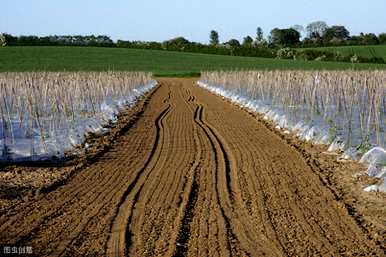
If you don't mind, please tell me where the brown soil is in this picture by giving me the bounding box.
[0,78,384,257]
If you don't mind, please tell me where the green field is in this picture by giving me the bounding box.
[306,45,386,61]
[0,46,385,76]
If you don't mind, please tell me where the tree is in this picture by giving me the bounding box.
[269,28,300,46]
[324,26,350,42]
[306,21,328,38]
[163,37,190,50]
[360,33,379,45]
[210,30,219,45]
[225,39,241,48]
[379,33,386,44]
[242,35,254,46]
[256,27,264,42]
[165,37,190,45]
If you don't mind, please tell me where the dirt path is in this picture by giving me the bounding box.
[0,78,384,257]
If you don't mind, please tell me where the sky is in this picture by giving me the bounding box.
[2,0,386,43]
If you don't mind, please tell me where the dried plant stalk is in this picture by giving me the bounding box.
[0,72,155,161]
[201,70,386,153]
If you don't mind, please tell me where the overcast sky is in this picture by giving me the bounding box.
[2,0,386,43]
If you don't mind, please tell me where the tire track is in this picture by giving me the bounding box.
[107,102,171,257]
[126,82,201,257]
[193,104,238,256]
[194,102,284,256]
[173,106,202,257]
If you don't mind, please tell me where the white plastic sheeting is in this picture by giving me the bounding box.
[197,80,386,192]
[0,74,156,162]
[360,148,386,192]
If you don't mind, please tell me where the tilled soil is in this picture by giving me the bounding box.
[0,78,384,257]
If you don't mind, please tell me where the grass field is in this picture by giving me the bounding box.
[1,46,386,76]
[306,45,386,61]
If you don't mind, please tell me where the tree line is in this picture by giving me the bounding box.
[207,22,386,48]
[1,21,385,64]
[0,34,114,47]
[116,22,386,64]
[270,21,386,47]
